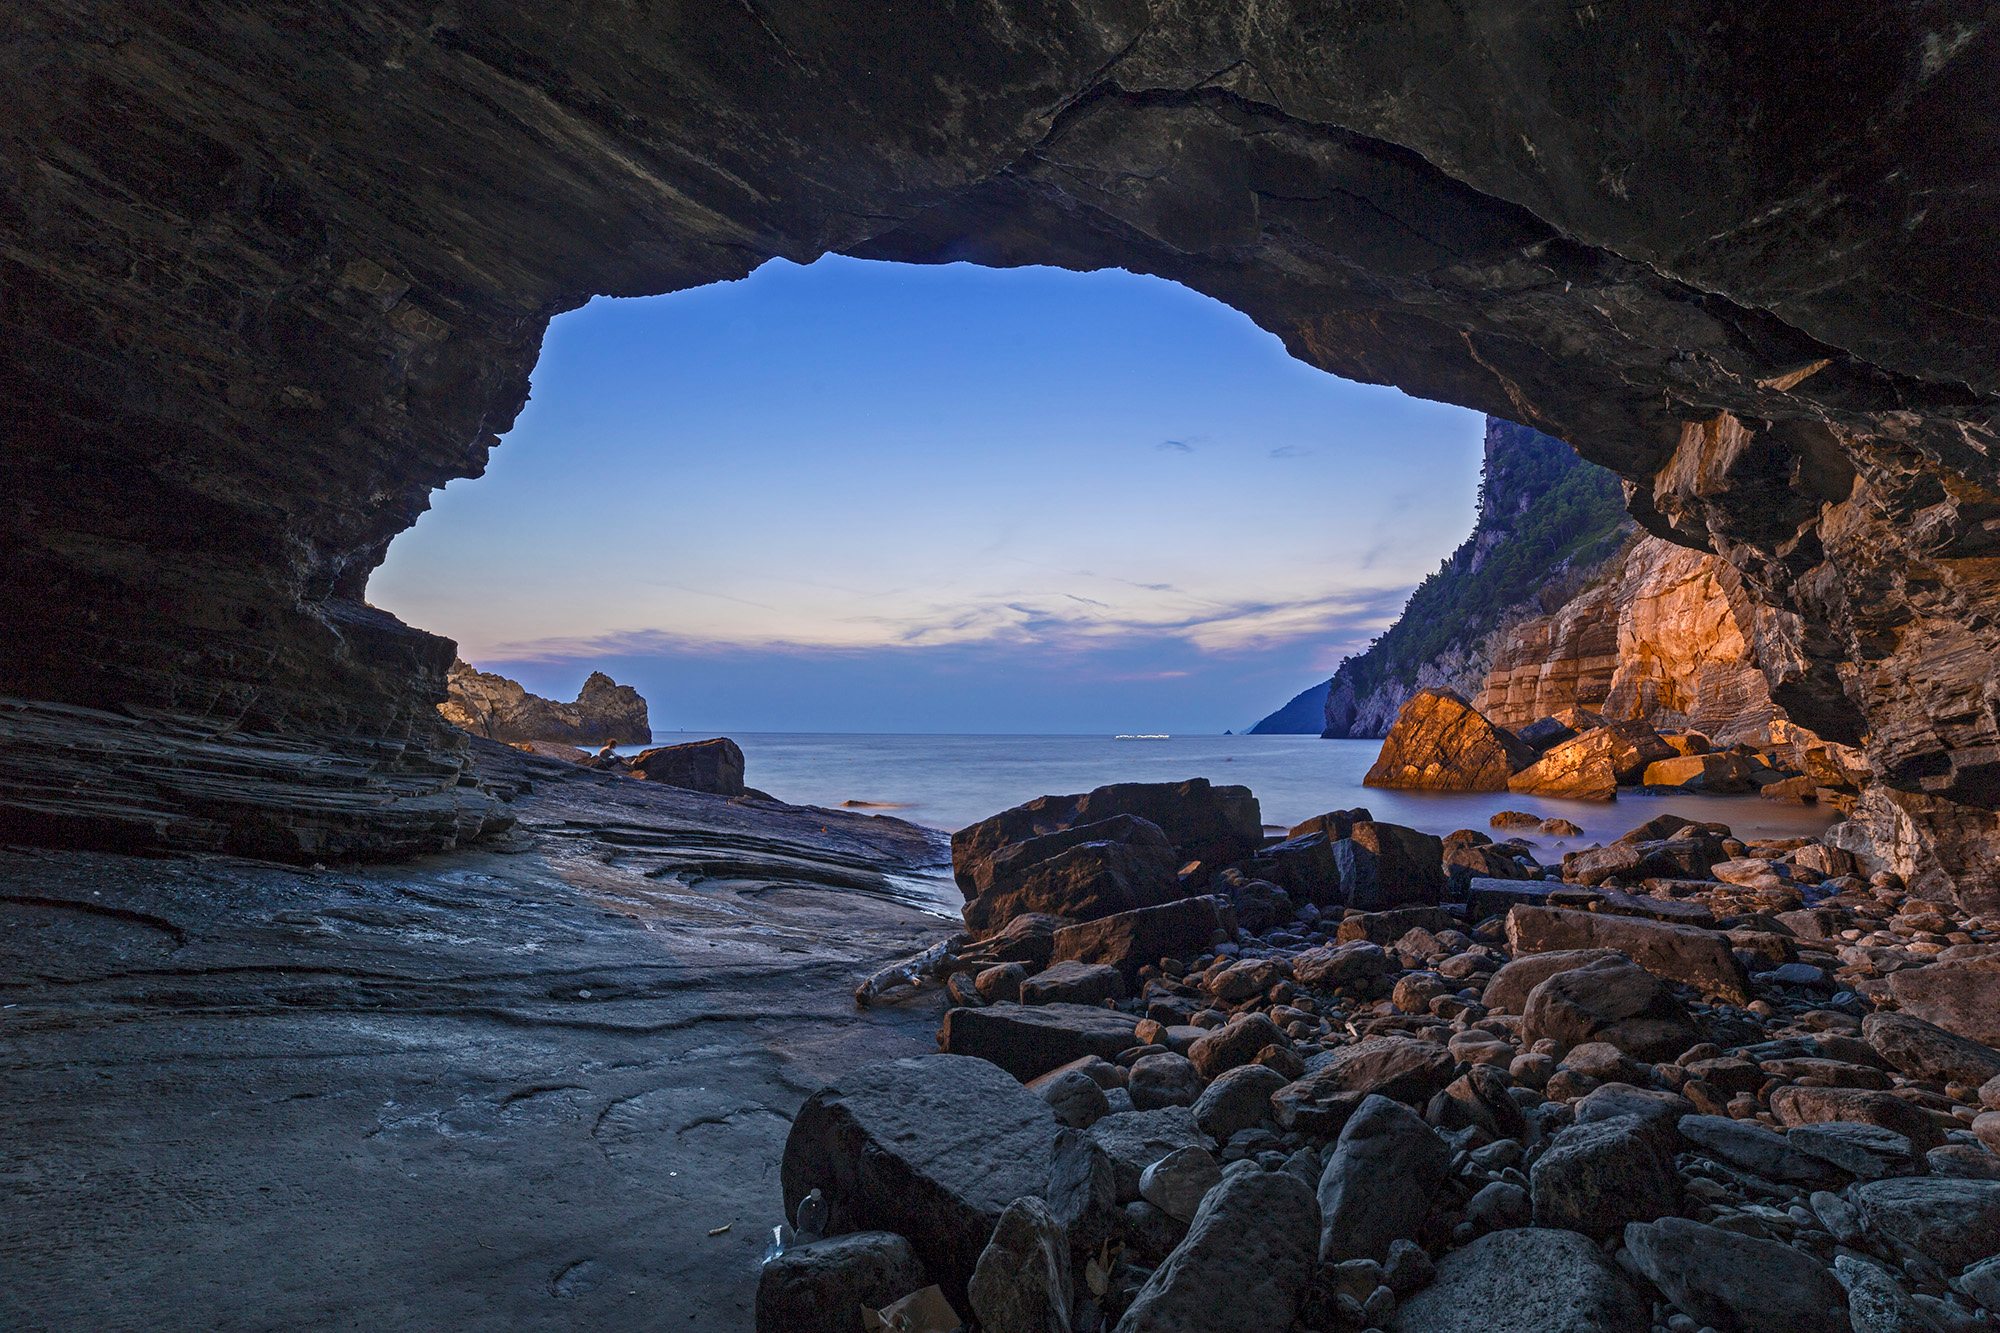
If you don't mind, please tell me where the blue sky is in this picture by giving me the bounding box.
[370,257,1485,733]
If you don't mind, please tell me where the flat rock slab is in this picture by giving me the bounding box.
[1506,904,1751,1002]
[1846,1177,2000,1269]
[1623,1217,1846,1333]
[783,1054,1060,1306]
[1388,1227,1646,1332]
[938,1002,1141,1081]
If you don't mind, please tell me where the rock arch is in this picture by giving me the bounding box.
[3,4,1996,897]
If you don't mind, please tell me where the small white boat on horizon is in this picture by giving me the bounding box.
[1114,733,1171,740]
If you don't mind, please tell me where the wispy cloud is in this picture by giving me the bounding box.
[1268,444,1310,459]
[1156,438,1196,453]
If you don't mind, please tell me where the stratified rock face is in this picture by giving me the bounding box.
[1364,689,1533,792]
[438,660,650,745]
[3,5,1998,894]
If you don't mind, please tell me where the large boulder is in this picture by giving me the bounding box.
[1506,905,1752,1003]
[1520,955,1700,1061]
[755,1231,930,1333]
[1047,896,1236,986]
[781,1055,1060,1307]
[1482,948,1622,1014]
[1530,1117,1681,1237]
[1273,1037,1455,1132]
[1115,1170,1320,1333]
[1291,939,1395,990]
[1622,1218,1847,1333]
[1328,822,1448,910]
[953,780,1262,888]
[1507,734,1620,801]
[1768,1085,1948,1152]
[959,814,1182,935]
[626,736,745,796]
[1861,1011,2000,1086]
[968,1197,1071,1333]
[1317,1094,1450,1262]
[1846,1177,2000,1269]
[938,1003,1141,1081]
[1388,1228,1647,1332]
[1886,955,2000,1048]
[1335,905,1457,945]
[1087,1107,1209,1204]
[1641,752,1757,792]
[1364,689,1534,792]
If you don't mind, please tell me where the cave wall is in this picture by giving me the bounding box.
[3,3,1996,891]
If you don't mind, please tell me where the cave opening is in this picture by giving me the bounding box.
[368,255,1487,737]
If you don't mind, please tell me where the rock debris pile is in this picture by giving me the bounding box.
[767,778,2000,1332]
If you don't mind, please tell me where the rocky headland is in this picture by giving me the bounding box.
[440,659,652,746]
[766,777,2000,1332]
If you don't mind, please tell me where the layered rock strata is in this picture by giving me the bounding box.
[439,659,650,746]
[3,5,1997,895]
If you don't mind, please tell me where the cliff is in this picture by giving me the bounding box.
[439,662,651,746]
[1248,418,1630,736]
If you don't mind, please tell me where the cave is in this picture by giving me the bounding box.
[5,5,1997,902]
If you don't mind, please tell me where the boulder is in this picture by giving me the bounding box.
[1273,1037,1456,1132]
[1788,1123,1921,1180]
[1128,1053,1205,1111]
[1291,940,1394,989]
[938,1003,1140,1081]
[1020,960,1125,1006]
[1769,1086,1948,1152]
[1317,1095,1450,1262]
[1520,955,1699,1061]
[1445,841,1538,895]
[1622,1218,1847,1333]
[1861,1011,2000,1087]
[1363,689,1534,791]
[1186,1013,1288,1081]
[1846,1177,2000,1269]
[1387,1228,1647,1332]
[626,736,745,796]
[754,1231,930,1333]
[1190,1064,1287,1141]
[1335,905,1457,945]
[781,1055,1060,1306]
[1138,1144,1222,1223]
[1530,1116,1682,1238]
[1289,807,1373,840]
[953,780,1262,888]
[1047,896,1236,986]
[1328,822,1448,910]
[1507,736,1619,801]
[1114,1170,1320,1333]
[1886,956,2000,1048]
[1464,877,1558,920]
[1678,1114,1841,1187]
[1641,752,1757,792]
[1036,1067,1112,1129]
[1507,905,1751,1002]
[963,914,1063,969]
[967,1197,1071,1333]
[1483,948,1622,1013]
[1087,1107,1208,1204]
[961,816,1183,936]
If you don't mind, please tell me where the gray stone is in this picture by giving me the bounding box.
[1788,1122,1921,1180]
[1846,1177,2000,1269]
[1530,1116,1681,1238]
[1679,1114,1843,1187]
[1038,1068,1111,1128]
[755,1230,930,1333]
[1138,1144,1222,1223]
[1020,959,1125,1006]
[1387,1227,1646,1332]
[782,1055,1059,1306]
[1862,1011,2000,1087]
[1190,1063,1286,1141]
[1318,1094,1450,1262]
[1466,1180,1532,1235]
[1521,956,1699,1062]
[1508,905,1751,1003]
[1044,1128,1119,1271]
[1834,1255,1932,1333]
[1622,1217,1846,1333]
[969,1196,1072,1333]
[1185,1012,1288,1081]
[1115,1170,1319,1333]
[1087,1107,1206,1204]
[1128,1052,1205,1111]
[1483,948,1623,1014]
[938,1002,1140,1081]
[1952,1255,2000,1317]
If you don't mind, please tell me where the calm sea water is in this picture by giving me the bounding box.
[617,733,1838,853]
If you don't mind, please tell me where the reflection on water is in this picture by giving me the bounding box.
[618,733,1839,853]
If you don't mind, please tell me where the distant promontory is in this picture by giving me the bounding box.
[438,660,651,745]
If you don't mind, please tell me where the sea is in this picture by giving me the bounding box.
[616,732,1838,858]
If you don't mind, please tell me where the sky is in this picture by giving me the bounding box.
[369,256,1486,733]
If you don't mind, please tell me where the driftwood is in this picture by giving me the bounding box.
[853,933,972,1007]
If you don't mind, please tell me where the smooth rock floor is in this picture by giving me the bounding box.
[0,748,954,1331]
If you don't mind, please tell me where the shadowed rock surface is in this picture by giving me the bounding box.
[3,3,1998,901]
[0,743,954,1330]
